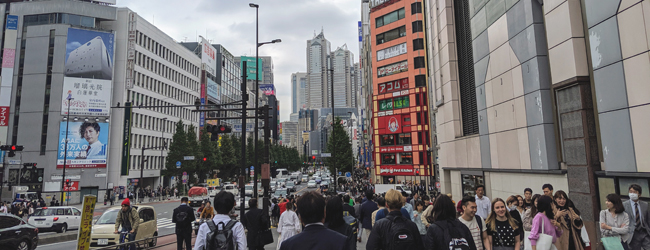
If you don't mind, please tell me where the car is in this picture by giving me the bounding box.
[301,176,309,183]
[269,181,277,192]
[29,206,82,233]
[224,184,239,196]
[245,185,254,197]
[307,180,317,188]
[273,188,288,199]
[188,187,208,207]
[315,177,322,184]
[0,213,39,250]
[286,182,296,192]
[235,196,251,210]
[90,205,158,249]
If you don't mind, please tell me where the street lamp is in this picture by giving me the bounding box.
[160,117,167,188]
[60,97,73,205]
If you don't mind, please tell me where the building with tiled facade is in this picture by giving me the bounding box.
[425,0,650,242]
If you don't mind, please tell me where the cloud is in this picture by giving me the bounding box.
[117,0,361,123]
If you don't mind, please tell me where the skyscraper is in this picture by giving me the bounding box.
[291,72,307,113]
[331,45,356,108]
[306,31,331,109]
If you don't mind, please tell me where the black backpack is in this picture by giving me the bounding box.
[434,220,472,250]
[384,215,417,250]
[205,219,237,250]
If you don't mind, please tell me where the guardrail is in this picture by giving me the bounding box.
[92,232,196,250]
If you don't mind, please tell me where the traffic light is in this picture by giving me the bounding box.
[203,157,207,162]
[415,170,420,176]
[65,179,71,188]
[1,145,23,157]
[311,156,316,161]
[274,161,277,164]
[207,124,232,140]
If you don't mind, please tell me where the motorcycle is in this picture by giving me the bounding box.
[192,211,204,235]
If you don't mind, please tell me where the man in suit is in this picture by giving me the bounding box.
[279,191,347,250]
[242,198,269,250]
[172,197,195,250]
[624,184,650,249]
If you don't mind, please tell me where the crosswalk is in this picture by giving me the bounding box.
[156,218,176,229]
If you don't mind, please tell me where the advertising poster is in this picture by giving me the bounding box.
[201,37,217,76]
[259,84,275,95]
[62,28,115,116]
[377,61,408,78]
[377,43,407,61]
[207,78,220,102]
[57,121,109,168]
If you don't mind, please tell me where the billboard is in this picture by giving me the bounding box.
[207,78,220,101]
[240,56,263,81]
[63,28,115,116]
[377,60,408,78]
[57,121,109,168]
[201,37,217,76]
[377,43,407,61]
[259,84,275,95]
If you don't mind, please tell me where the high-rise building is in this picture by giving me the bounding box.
[291,72,307,113]
[369,0,430,185]
[306,31,331,109]
[281,121,298,148]
[331,45,355,108]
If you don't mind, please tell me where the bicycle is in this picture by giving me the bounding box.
[118,231,135,250]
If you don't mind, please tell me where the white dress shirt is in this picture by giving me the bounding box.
[86,141,106,159]
[194,214,246,250]
[475,195,491,220]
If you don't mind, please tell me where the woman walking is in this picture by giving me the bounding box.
[413,200,427,236]
[529,195,562,250]
[276,201,301,250]
[599,193,630,250]
[324,196,356,250]
[486,198,522,250]
[553,190,585,250]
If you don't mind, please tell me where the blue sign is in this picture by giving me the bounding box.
[199,98,205,127]
[207,78,220,101]
[250,166,254,170]
[6,15,18,30]
[345,172,351,178]
[0,151,4,164]
[176,161,181,168]
[358,21,362,42]
[338,172,342,175]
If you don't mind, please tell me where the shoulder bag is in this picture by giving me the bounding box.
[532,216,554,250]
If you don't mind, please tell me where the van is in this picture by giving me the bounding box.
[224,184,238,196]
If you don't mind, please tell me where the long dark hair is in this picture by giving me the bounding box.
[537,195,555,220]
[606,193,625,214]
[325,196,345,229]
[430,194,456,222]
[530,194,541,216]
[554,190,581,215]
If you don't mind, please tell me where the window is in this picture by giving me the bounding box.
[414,56,426,69]
[415,75,426,87]
[0,216,22,229]
[411,2,422,14]
[454,0,478,135]
[397,133,411,145]
[413,38,424,51]
[381,134,395,146]
[461,174,484,197]
[376,26,406,45]
[381,153,396,164]
[412,21,423,33]
[73,208,81,216]
[376,8,405,28]
[398,152,413,164]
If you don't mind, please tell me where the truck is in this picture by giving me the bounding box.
[374,184,412,195]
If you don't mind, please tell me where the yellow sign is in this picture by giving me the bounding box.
[207,179,220,187]
[76,195,96,250]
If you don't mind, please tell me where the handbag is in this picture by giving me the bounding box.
[526,215,554,250]
[258,228,274,245]
[601,237,624,250]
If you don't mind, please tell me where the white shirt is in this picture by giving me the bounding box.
[475,195,491,219]
[86,141,106,159]
[459,216,486,250]
[631,200,642,221]
[193,214,246,250]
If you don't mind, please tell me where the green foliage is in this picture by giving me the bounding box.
[163,121,188,181]
[325,117,354,174]
[270,143,302,172]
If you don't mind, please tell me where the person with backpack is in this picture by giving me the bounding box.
[485,198,522,250]
[242,198,271,250]
[193,191,246,250]
[325,196,356,250]
[458,196,489,250]
[277,201,301,250]
[114,198,140,250]
[366,189,424,250]
[173,197,196,250]
[424,194,477,250]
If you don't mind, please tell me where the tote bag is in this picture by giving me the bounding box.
[600,211,624,250]
[525,215,554,250]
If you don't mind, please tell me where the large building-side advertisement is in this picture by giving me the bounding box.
[207,78,220,102]
[260,84,275,95]
[240,56,263,81]
[201,37,217,76]
[57,121,109,168]
[377,60,407,78]
[62,28,115,116]
[377,43,407,61]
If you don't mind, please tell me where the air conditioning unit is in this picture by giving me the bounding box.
[65,36,112,80]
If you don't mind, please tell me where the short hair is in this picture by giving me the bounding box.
[475,185,485,191]
[401,191,408,197]
[629,184,643,195]
[422,195,430,201]
[461,196,476,207]
[365,190,374,200]
[213,191,235,214]
[79,122,101,138]
[606,193,625,214]
[343,195,350,203]
[286,200,293,210]
[181,197,188,202]
[248,198,258,208]
[376,197,386,207]
[524,188,533,194]
[542,184,554,191]
[506,195,518,205]
[385,189,405,210]
[296,191,326,224]
[355,197,362,203]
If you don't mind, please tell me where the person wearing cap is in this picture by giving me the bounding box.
[114,198,140,248]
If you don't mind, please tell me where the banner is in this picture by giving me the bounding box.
[378,165,415,176]
[77,195,96,250]
[63,28,115,116]
[207,78,219,101]
[377,60,408,78]
[8,168,44,185]
[57,121,109,168]
[121,102,132,175]
[63,181,80,191]
[377,43,407,61]
[259,84,275,95]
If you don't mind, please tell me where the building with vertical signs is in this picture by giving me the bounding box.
[370,0,431,185]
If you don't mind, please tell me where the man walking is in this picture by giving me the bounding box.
[625,184,650,249]
[242,198,269,250]
[458,196,488,250]
[172,197,195,250]
[194,191,246,250]
[474,185,490,220]
[358,190,377,243]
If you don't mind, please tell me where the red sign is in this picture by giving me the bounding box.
[379,78,409,94]
[63,181,80,191]
[387,115,401,133]
[0,106,8,126]
[379,145,413,153]
[378,165,415,176]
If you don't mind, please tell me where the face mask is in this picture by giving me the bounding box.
[509,205,517,211]
[630,193,639,201]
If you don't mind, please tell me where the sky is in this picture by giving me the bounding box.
[118,0,362,122]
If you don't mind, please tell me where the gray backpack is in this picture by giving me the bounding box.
[205,219,237,250]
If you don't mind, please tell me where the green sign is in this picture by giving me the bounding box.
[240,56,263,81]
[379,99,393,111]
[121,102,132,175]
[394,96,410,109]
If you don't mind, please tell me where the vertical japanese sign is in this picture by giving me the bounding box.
[121,102,132,175]
[0,106,8,126]
[76,195,96,250]
[125,12,137,89]
[0,15,18,152]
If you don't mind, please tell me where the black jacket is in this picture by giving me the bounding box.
[359,200,378,229]
[279,223,347,250]
[342,204,356,218]
[172,204,195,233]
[242,208,269,247]
[424,219,477,250]
[325,221,356,250]
[366,210,424,250]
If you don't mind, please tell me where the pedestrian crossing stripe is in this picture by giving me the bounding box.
[157,218,176,229]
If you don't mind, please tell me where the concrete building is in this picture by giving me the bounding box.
[291,72,307,114]
[425,0,650,239]
[281,121,298,148]
[306,31,331,109]
[331,45,356,108]
[369,0,431,185]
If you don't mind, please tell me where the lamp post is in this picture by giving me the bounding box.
[249,2,281,199]
[60,97,73,205]
[160,117,167,189]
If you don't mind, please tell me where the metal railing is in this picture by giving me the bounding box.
[93,232,196,250]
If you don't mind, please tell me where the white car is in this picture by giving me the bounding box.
[224,184,239,196]
[307,180,317,188]
[30,206,82,233]
[245,185,254,196]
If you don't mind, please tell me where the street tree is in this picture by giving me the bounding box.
[163,121,188,188]
[185,125,202,184]
[325,117,354,174]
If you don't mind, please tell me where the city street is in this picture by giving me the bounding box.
[35,181,368,250]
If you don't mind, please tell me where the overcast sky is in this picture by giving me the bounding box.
[118,0,362,123]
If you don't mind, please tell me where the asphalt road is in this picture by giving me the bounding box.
[35,181,369,250]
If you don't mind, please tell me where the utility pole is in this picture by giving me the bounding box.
[329,67,336,193]
[137,144,166,204]
[262,104,271,215]
[239,61,248,217]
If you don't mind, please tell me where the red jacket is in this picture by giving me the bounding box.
[279,202,287,215]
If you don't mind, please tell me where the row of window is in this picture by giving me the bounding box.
[131,132,170,154]
[380,133,412,146]
[130,155,164,170]
[127,90,197,121]
[381,152,413,165]
[133,70,196,105]
[40,30,56,155]
[136,31,200,77]
[23,13,96,29]
[376,8,405,28]
[377,26,406,45]
[135,51,198,94]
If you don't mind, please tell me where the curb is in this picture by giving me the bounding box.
[39,231,77,245]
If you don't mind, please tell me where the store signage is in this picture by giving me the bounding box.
[379,145,412,153]
[378,61,408,78]
[0,106,8,126]
[379,165,414,175]
[379,78,408,94]
[63,181,80,191]
[387,116,400,133]
[377,43,407,61]
[52,175,81,180]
